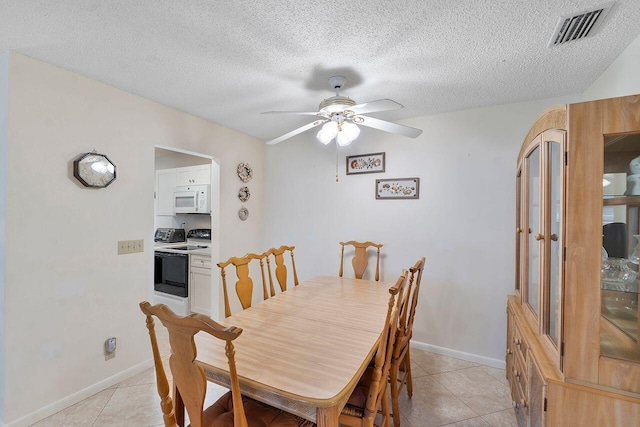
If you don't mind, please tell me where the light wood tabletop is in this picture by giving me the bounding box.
[191,276,393,427]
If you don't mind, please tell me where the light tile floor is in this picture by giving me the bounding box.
[31,338,517,427]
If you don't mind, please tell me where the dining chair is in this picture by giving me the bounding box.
[339,270,407,427]
[389,257,425,427]
[218,252,270,318]
[265,245,299,296]
[339,241,383,281]
[139,301,306,427]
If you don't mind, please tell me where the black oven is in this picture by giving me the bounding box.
[154,251,189,297]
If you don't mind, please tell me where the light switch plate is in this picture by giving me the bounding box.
[118,239,144,254]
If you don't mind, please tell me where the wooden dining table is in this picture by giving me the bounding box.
[182,275,394,427]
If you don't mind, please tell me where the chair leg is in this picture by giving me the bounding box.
[380,384,391,427]
[405,348,413,399]
[389,362,401,427]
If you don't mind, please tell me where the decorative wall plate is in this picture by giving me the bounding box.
[238,206,249,221]
[238,186,250,202]
[237,162,253,182]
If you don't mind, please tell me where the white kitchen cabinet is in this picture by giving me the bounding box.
[155,165,211,216]
[155,168,177,216]
[190,254,212,316]
[177,165,210,186]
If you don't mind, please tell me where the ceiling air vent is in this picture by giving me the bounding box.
[548,2,613,47]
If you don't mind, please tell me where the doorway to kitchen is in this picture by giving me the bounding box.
[153,145,221,320]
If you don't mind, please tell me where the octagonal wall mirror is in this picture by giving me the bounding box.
[73,152,117,188]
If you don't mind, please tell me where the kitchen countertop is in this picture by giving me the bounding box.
[154,240,212,256]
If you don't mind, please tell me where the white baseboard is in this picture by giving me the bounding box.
[5,358,154,427]
[411,340,506,370]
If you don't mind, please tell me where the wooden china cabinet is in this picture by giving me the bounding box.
[509,94,640,426]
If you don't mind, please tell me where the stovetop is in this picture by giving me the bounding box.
[170,245,209,251]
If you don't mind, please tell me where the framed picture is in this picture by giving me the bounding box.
[346,152,385,175]
[375,177,420,199]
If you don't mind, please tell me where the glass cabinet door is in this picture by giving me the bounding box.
[601,134,640,364]
[516,169,522,294]
[519,132,566,370]
[548,142,561,344]
[526,146,541,319]
[542,135,565,369]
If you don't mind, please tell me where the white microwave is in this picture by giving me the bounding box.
[173,185,210,214]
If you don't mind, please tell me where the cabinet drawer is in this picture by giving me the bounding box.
[510,371,529,424]
[513,322,528,363]
[190,255,211,269]
[513,349,528,399]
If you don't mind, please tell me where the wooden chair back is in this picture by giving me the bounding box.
[389,259,424,427]
[339,241,383,281]
[363,271,407,423]
[398,257,425,343]
[218,252,270,318]
[139,301,248,427]
[265,245,299,296]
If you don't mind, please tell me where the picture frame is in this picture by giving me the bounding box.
[346,152,385,175]
[375,177,420,199]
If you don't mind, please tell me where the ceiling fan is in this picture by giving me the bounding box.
[262,76,423,146]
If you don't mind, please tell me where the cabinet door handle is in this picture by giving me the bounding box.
[535,233,544,241]
[550,233,558,241]
[516,228,523,233]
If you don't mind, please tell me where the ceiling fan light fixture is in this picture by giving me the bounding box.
[317,121,338,144]
[335,123,360,147]
[342,122,360,139]
[336,132,352,147]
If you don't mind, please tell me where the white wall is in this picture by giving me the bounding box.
[582,34,640,100]
[263,34,640,366]
[0,51,9,425]
[2,53,265,426]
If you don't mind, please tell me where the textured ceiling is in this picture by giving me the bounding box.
[1,0,640,143]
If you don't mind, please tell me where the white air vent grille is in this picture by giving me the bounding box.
[549,3,613,47]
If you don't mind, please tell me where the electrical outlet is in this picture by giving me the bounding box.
[107,337,116,352]
[104,337,116,361]
[117,239,144,254]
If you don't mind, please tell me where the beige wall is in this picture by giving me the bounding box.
[0,52,9,425]
[2,53,265,425]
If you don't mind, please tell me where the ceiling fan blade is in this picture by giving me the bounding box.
[261,111,319,116]
[266,119,328,145]
[356,116,423,138]
[349,99,404,115]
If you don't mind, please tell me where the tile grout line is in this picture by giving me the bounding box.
[429,366,514,419]
[90,385,117,427]
[480,407,517,427]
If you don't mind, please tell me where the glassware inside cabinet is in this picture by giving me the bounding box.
[601,134,640,362]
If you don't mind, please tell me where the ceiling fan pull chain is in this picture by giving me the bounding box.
[335,144,339,182]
